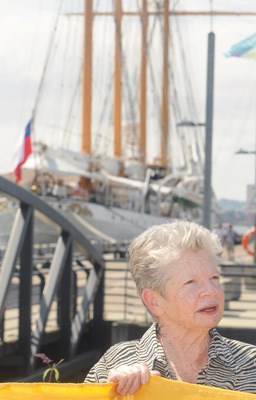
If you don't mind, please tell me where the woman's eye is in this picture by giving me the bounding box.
[184,279,194,285]
[212,275,220,281]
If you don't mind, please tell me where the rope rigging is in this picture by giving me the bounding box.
[172,5,204,174]
[112,0,140,160]
[33,0,64,128]
[92,4,114,155]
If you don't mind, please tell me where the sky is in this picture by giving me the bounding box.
[0,0,256,202]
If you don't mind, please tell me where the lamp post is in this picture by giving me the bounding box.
[235,148,256,263]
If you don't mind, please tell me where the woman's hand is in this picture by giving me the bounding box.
[107,363,160,396]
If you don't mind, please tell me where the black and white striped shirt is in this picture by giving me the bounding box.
[85,323,256,393]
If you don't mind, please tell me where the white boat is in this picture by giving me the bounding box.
[8,1,228,223]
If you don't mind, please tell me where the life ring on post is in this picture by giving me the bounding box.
[242,227,255,256]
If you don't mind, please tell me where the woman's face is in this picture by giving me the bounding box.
[156,249,224,332]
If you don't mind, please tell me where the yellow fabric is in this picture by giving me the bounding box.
[137,376,256,399]
[0,382,118,400]
[0,376,255,399]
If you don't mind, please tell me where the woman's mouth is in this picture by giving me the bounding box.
[198,305,218,314]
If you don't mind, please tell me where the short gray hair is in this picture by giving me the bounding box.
[128,220,222,297]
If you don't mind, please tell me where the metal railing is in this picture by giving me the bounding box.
[0,176,105,377]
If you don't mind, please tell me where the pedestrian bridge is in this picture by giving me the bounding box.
[0,176,255,382]
[0,176,106,380]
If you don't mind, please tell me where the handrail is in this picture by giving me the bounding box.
[0,176,104,265]
[0,176,105,378]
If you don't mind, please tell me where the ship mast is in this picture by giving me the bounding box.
[140,0,148,164]
[82,0,92,154]
[81,2,256,168]
[114,0,122,158]
[161,0,169,168]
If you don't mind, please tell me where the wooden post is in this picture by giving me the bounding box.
[140,0,148,164]
[82,0,93,154]
[114,0,122,157]
[161,0,169,168]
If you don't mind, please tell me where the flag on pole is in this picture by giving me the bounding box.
[13,119,32,182]
[225,32,256,60]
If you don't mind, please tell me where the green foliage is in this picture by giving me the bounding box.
[35,353,64,383]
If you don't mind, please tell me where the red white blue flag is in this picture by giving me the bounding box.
[13,119,32,182]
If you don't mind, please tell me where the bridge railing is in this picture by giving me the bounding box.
[0,176,105,378]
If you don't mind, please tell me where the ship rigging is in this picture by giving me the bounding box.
[17,1,256,221]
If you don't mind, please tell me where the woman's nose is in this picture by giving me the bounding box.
[200,279,216,296]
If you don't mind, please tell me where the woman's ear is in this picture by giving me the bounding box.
[142,288,163,317]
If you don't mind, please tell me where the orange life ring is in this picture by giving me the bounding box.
[242,227,255,256]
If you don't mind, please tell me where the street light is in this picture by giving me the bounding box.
[235,148,256,263]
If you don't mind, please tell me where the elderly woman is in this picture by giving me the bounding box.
[85,220,256,395]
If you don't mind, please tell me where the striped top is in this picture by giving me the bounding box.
[85,323,256,393]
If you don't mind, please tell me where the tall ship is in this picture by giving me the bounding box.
[8,0,241,223]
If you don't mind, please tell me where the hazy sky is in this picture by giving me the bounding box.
[0,0,256,202]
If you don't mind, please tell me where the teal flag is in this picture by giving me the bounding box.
[225,33,256,60]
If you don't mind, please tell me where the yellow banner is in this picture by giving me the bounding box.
[0,376,255,399]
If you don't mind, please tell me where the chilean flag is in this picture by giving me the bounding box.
[13,119,32,182]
